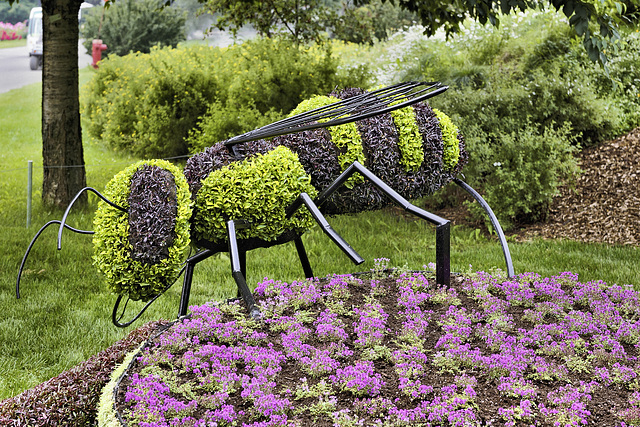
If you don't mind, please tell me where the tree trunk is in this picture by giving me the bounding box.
[41,0,87,209]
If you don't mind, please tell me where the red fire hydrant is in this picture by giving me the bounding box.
[91,39,107,69]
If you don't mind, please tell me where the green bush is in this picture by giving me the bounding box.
[581,28,640,133]
[80,0,186,56]
[378,10,630,228]
[187,101,282,153]
[191,146,317,244]
[93,159,192,301]
[463,122,580,230]
[82,38,371,158]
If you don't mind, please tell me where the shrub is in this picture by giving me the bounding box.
[0,321,167,427]
[82,38,371,158]
[80,0,186,56]
[461,122,580,230]
[375,10,626,229]
[93,159,192,302]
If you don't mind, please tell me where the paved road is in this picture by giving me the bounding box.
[0,41,93,94]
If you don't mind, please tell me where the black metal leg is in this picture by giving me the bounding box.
[313,161,451,286]
[178,249,215,318]
[286,192,364,265]
[436,223,451,285]
[237,250,247,299]
[227,220,261,320]
[453,178,514,277]
[294,236,314,278]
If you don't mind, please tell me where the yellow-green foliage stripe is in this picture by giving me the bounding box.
[433,108,461,171]
[192,146,317,244]
[389,103,424,173]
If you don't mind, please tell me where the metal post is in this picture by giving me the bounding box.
[27,160,33,228]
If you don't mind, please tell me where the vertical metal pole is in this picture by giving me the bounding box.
[435,222,451,286]
[294,236,314,278]
[27,160,33,228]
[178,261,195,318]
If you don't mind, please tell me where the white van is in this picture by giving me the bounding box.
[26,3,94,71]
[27,7,43,70]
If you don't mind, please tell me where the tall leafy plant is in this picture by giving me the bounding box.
[80,0,186,56]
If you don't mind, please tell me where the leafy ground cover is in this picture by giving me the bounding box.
[114,260,640,426]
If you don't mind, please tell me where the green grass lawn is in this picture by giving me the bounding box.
[1,69,639,400]
[0,39,27,49]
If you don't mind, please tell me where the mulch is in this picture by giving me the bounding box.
[515,127,640,245]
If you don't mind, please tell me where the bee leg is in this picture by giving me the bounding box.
[286,192,364,278]
[293,237,314,279]
[315,161,452,286]
[226,219,261,320]
[453,178,514,277]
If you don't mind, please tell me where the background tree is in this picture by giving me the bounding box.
[204,0,637,64]
[41,0,87,208]
[198,0,334,44]
[0,0,38,23]
[81,0,186,56]
[392,0,639,64]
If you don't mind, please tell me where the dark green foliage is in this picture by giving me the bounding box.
[464,123,580,231]
[0,0,37,23]
[93,160,192,301]
[190,146,317,244]
[80,0,186,56]
[0,321,167,427]
[332,0,417,44]
[82,38,371,158]
[400,13,627,229]
[581,28,640,133]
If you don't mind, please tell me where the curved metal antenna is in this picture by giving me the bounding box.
[224,81,448,146]
[58,187,126,250]
[453,178,515,277]
[112,265,187,328]
[16,220,94,299]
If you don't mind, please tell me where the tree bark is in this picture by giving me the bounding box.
[41,0,87,209]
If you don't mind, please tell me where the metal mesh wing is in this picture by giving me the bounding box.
[223,81,448,147]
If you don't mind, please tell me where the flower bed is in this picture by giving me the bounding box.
[110,261,640,426]
[0,21,27,41]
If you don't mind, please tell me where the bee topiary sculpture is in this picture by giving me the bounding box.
[17,82,513,325]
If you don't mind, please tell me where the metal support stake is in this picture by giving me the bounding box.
[178,249,215,318]
[27,160,33,228]
[294,236,314,278]
[435,222,451,286]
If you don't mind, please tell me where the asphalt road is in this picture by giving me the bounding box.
[0,41,93,94]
